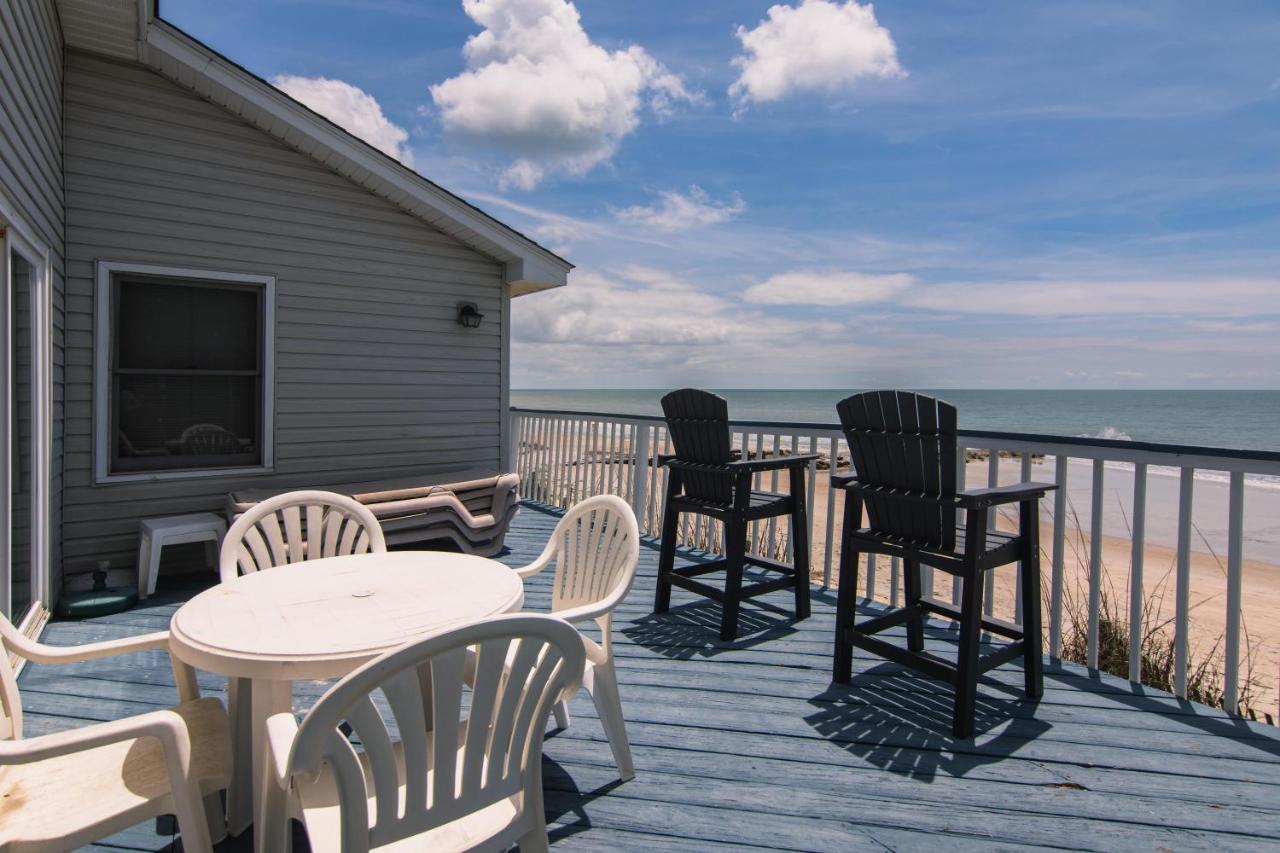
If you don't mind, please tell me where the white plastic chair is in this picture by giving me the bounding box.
[220,489,387,582]
[516,494,640,780]
[0,614,231,852]
[260,614,585,853]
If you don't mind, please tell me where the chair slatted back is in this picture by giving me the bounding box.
[221,490,387,582]
[288,615,585,853]
[546,495,640,619]
[836,391,958,550]
[660,389,734,504]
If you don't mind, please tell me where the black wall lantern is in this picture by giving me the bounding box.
[456,302,484,329]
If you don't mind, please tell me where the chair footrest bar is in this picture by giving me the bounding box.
[671,560,730,579]
[845,632,956,683]
[978,640,1027,674]
[666,574,726,602]
[740,575,803,600]
[743,555,797,575]
[853,604,927,637]
[920,597,1024,639]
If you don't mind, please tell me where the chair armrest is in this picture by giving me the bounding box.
[513,542,556,579]
[5,628,171,666]
[0,707,189,765]
[0,704,216,852]
[829,472,858,488]
[728,453,819,473]
[958,482,1056,509]
[264,712,300,790]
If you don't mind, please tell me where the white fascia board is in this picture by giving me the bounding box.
[141,20,571,295]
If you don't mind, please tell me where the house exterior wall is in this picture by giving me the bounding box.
[61,50,507,583]
[0,0,65,597]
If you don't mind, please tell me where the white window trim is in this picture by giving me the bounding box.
[94,261,276,484]
[0,191,54,628]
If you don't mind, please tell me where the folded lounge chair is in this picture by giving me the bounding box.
[227,470,520,557]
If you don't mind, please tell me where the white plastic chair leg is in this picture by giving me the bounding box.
[144,533,165,599]
[137,531,154,600]
[552,698,571,730]
[205,792,228,844]
[517,781,550,853]
[585,661,634,781]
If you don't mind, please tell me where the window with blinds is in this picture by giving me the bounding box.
[109,277,264,474]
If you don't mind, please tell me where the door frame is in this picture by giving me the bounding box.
[0,189,54,635]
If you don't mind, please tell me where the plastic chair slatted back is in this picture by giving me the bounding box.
[836,390,958,551]
[548,497,640,618]
[660,388,734,505]
[287,616,584,852]
[221,490,386,582]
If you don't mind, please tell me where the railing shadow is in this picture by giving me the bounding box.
[805,662,1050,780]
[1042,663,1280,759]
[622,594,800,660]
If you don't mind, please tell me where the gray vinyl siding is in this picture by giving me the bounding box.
[62,51,506,581]
[0,0,65,595]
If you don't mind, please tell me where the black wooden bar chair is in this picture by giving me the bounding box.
[831,390,1055,738]
[655,389,818,641]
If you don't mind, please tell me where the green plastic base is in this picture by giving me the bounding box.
[58,585,139,619]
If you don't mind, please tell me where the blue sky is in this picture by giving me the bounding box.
[160,0,1280,389]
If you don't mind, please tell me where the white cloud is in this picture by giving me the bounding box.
[730,0,905,108]
[744,269,914,305]
[429,0,700,189]
[902,278,1280,315]
[614,186,747,231]
[272,75,414,166]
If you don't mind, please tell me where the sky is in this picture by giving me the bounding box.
[160,0,1280,390]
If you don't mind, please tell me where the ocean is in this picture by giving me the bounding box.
[512,389,1280,453]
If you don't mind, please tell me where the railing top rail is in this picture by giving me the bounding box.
[509,406,1280,469]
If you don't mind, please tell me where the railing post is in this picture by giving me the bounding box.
[1049,455,1068,660]
[1223,472,1244,713]
[1087,459,1105,670]
[631,422,652,535]
[1128,463,1148,684]
[1174,467,1195,698]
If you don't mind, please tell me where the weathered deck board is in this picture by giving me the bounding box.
[17,502,1280,852]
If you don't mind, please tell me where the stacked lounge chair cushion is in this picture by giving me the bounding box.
[226,470,520,557]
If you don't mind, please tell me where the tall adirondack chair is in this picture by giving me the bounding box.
[831,390,1055,738]
[655,389,817,640]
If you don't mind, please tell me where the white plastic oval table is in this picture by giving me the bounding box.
[168,551,524,842]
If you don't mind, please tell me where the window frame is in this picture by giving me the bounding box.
[94,261,275,484]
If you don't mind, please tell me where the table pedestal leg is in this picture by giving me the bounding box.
[251,678,293,853]
[225,677,254,836]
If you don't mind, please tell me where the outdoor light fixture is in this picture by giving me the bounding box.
[456,302,484,329]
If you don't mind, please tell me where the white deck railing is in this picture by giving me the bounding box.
[509,407,1280,717]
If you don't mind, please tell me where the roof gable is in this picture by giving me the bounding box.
[55,0,571,295]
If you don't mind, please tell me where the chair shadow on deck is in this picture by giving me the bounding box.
[805,660,1050,781]
[623,589,800,660]
[539,756,626,845]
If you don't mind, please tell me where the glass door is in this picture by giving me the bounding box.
[1,219,48,632]
[6,248,34,623]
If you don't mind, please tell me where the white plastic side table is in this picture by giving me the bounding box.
[137,513,227,599]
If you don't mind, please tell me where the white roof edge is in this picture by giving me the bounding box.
[140,18,571,295]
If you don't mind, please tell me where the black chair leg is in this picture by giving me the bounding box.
[790,492,811,621]
[655,502,679,614]
[720,517,746,641]
[1019,500,1045,699]
[952,567,984,739]
[903,559,925,653]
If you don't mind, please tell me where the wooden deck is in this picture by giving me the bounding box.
[18,503,1280,851]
